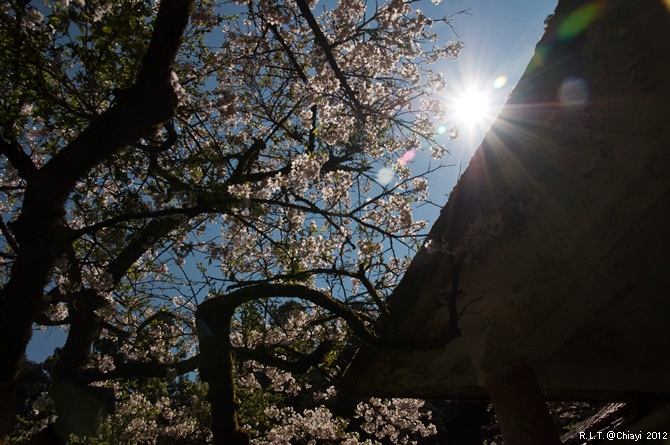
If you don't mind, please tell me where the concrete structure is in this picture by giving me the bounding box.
[343,1,670,443]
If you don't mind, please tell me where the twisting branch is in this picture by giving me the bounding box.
[197,284,381,349]
[225,266,388,316]
[195,282,459,444]
[133,120,179,154]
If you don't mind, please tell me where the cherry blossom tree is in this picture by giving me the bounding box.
[0,0,462,443]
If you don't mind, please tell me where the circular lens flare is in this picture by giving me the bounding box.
[397,149,416,166]
[376,167,394,185]
[493,75,508,89]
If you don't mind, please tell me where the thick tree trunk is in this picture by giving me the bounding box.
[206,350,250,445]
[196,301,250,445]
[0,1,193,441]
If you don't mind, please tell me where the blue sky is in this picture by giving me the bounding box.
[415,0,558,212]
[26,0,558,363]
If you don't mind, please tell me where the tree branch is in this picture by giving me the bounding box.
[199,283,454,359]
[195,282,458,444]
[0,217,19,256]
[294,0,365,119]
[0,134,37,181]
[105,217,183,284]
[225,267,387,316]
[79,355,200,384]
[233,340,334,376]
[0,1,195,438]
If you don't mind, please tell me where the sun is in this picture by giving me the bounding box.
[452,88,490,126]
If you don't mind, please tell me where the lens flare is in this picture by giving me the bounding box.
[376,167,394,185]
[557,1,605,40]
[558,77,590,108]
[493,76,508,89]
[397,149,416,166]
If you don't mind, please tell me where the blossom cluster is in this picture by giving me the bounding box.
[357,398,437,444]
[67,388,211,445]
[231,303,437,444]
[1,0,461,442]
